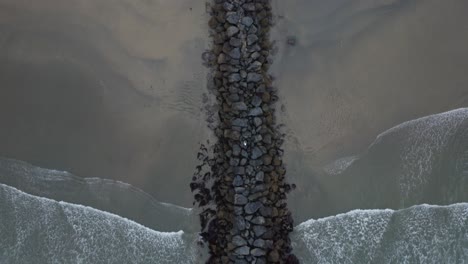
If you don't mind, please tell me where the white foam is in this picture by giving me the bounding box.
[294,203,468,263]
[369,108,468,203]
[0,183,200,263]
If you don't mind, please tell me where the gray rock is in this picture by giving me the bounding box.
[232,118,248,127]
[253,185,266,193]
[229,73,242,83]
[255,172,264,183]
[240,70,247,78]
[247,34,259,45]
[235,187,246,193]
[241,16,254,27]
[251,51,260,59]
[255,257,267,264]
[251,96,262,107]
[249,107,263,116]
[228,93,240,102]
[226,12,240,24]
[259,206,272,217]
[227,26,240,37]
[235,246,250,256]
[234,194,248,205]
[253,117,262,127]
[253,239,266,249]
[232,102,248,111]
[230,37,242,47]
[251,147,263,159]
[217,53,227,64]
[234,166,246,175]
[245,201,262,214]
[251,248,266,257]
[223,2,234,11]
[229,48,241,59]
[251,216,266,225]
[254,134,263,142]
[230,158,240,166]
[242,3,256,11]
[248,61,262,71]
[234,216,246,231]
[234,206,244,215]
[262,134,272,144]
[232,235,247,247]
[233,144,241,156]
[246,165,254,175]
[248,25,258,34]
[253,225,267,237]
[247,72,262,83]
[202,51,216,63]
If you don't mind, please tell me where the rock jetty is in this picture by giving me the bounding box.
[192,0,298,263]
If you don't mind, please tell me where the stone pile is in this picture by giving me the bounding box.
[193,0,298,263]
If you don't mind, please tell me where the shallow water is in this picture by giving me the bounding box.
[0,0,468,263]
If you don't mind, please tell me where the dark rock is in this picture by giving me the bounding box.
[202,51,216,63]
[255,257,266,264]
[249,107,263,116]
[233,175,243,187]
[227,26,240,37]
[223,2,234,11]
[242,3,256,11]
[235,246,250,256]
[230,157,240,166]
[251,51,260,59]
[228,93,240,102]
[251,147,263,159]
[234,206,244,215]
[232,118,248,127]
[234,166,246,175]
[234,194,249,205]
[253,117,262,127]
[251,216,265,225]
[234,216,246,231]
[241,16,254,27]
[255,171,264,182]
[253,225,267,237]
[229,48,241,59]
[244,201,262,214]
[232,235,247,247]
[268,250,280,262]
[247,34,259,45]
[259,206,272,217]
[253,239,266,249]
[246,165,254,176]
[229,73,242,83]
[247,72,262,83]
[262,134,272,144]
[226,12,240,24]
[230,37,242,47]
[251,248,266,257]
[248,25,258,34]
[247,61,262,71]
[232,102,247,111]
[218,53,227,64]
[251,96,262,107]
[262,155,272,165]
[233,144,241,156]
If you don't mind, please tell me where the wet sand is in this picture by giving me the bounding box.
[1,0,468,219]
